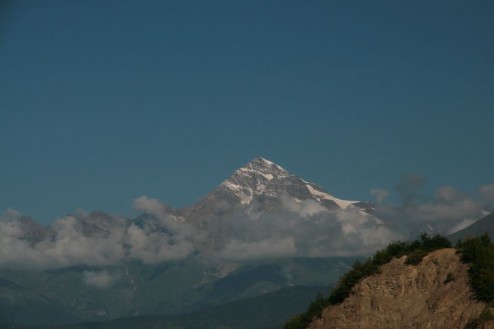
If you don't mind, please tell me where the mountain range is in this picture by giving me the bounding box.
[0,157,491,328]
[2,157,395,268]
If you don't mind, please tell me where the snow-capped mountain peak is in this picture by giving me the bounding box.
[215,157,361,211]
[220,157,290,204]
[177,157,383,253]
[233,157,289,180]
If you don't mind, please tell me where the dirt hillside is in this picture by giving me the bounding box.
[308,248,494,329]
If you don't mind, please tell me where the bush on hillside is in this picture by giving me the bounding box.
[456,234,494,303]
[283,293,328,329]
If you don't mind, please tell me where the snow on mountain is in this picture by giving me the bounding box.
[174,157,397,258]
[214,157,362,212]
[219,157,289,205]
[304,183,357,209]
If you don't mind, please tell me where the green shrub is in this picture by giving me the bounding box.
[418,233,452,251]
[405,249,428,265]
[456,234,494,302]
[283,293,328,329]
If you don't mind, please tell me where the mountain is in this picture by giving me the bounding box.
[0,276,80,325]
[449,212,494,242]
[12,215,50,242]
[8,285,329,329]
[177,157,386,254]
[181,157,369,220]
[3,157,389,263]
[0,256,356,325]
[304,249,490,329]
[0,157,394,326]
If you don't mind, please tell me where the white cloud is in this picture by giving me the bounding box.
[3,180,493,269]
[375,184,490,237]
[220,238,297,261]
[370,188,389,203]
[83,270,117,289]
[126,223,195,264]
[435,186,463,203]
[213,197,401,260]
[0,204,198,269]
[133,196,170,219]
[479,184,494,211]
[280,193,327,216]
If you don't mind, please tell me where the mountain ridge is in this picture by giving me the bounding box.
[179,157,369,222]
[2,156,398,268]
[2,157,492,327]
[1,157,387,325]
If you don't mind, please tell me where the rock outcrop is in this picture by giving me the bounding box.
[308,248,494,329]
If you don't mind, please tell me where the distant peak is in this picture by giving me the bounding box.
[251,156,273,164]
[216,157,290,204]
[245,157,288,173]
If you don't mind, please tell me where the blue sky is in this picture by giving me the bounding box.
[1,0,493,224]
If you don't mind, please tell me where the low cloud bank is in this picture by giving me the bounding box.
[217,195,400,261]
[371,176,494,236]
[1,181,493,269]
[0,197,199,269]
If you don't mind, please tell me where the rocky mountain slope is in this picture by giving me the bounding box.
[178,157,379,250]
[0,276,80,325]
[177,157,392,258]
[307,248,492,329]
[184,157,365,216]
